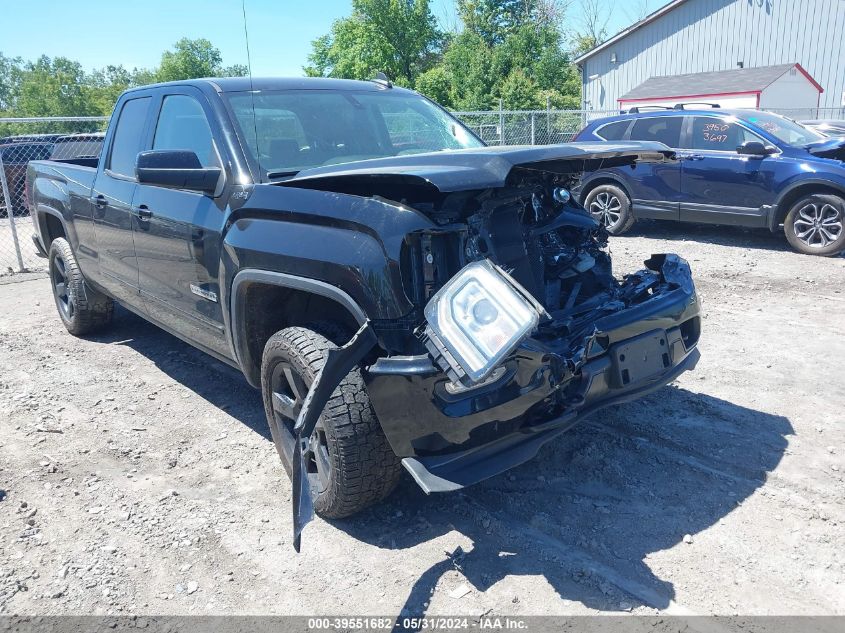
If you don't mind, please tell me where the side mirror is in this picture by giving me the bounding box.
[135,150,221,194]
[736,140,777,156]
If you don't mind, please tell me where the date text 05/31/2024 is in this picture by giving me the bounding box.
[307,617,529,630]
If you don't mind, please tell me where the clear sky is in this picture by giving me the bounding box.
[0,0,671,77]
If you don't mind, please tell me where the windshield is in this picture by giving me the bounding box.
[225,89,483,178]
[738,111,825,146]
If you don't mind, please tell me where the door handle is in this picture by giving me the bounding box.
[134,205,153,221]
[681,153,705,161]
[90,194,107,218]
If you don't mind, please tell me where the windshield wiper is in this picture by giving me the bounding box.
[266,170,300,179]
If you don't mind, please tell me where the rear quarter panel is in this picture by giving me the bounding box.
[28,161,98,275]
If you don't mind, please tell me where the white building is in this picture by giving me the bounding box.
[575,0,845,113]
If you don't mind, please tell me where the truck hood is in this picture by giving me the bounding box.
[276,142,674,195]
[805,137,845,161]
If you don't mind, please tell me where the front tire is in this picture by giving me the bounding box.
[260,326,401,518]
[784,193,845,256]
[48,238,114,336]
[584,184,635,235]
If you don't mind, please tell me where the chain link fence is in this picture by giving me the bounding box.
[766,106,845,121]
[454,107,845,146]
[453,109,619,146]
[0,117,108,276]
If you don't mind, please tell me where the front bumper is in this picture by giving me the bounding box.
[364,254,701,492]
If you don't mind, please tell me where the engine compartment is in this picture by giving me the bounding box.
[402,172,614,325]
[392,170,696,367]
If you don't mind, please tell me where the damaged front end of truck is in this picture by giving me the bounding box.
[278,143,701,548]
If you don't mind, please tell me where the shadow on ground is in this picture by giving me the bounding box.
[336,387,792,615]
[89,306,271,441]
[91,307,792,615]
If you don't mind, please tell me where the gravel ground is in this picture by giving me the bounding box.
[0,221,843,617]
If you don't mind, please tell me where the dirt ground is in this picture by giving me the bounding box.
[0,221,843,617]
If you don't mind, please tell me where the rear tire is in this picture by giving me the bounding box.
[48,238,114,336]
[784,193,845,256]
[584,184,635,235]
[260,326,401,518]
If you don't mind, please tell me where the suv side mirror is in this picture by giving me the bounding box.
[136,150,221,194]
[736,140,777,156]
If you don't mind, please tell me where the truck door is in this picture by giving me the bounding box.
[132,90,229,357]
[91,96,151,305]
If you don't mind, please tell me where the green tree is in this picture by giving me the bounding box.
[221,64,249,77]
[0,53,23,113]
[415,66,452,107]
[457,0,555,46]
[156,38,223,82]
[499,68,542,109]
[439,30,496,110]
[305,0,441,86]
[17,56,98,117]
[86,65,134,116]
[155,38,246,82]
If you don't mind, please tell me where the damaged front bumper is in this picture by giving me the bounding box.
[288,254,700,547]
[364,253,701,493]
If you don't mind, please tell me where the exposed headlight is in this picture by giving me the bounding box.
[553,187,571,204]
[423,260,542,384]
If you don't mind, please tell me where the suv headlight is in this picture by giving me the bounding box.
[423,260,542,384]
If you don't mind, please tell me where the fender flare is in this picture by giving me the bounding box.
[34,202,73,249]
[771,178,845,231]
[227,268,368,387]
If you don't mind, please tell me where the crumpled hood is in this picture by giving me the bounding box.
[276,142,675,194]
[805,137,845,161]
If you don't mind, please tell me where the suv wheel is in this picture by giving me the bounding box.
[260,326,401,518]
[48,238,114,335]
[584,184,635,235]
[784,193,845,256]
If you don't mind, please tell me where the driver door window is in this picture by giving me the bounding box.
[152,95,220,167]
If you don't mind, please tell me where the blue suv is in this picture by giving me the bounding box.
[574,108,845,256]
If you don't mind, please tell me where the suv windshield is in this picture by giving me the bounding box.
[738,111,825,146]
[225,89,483,178]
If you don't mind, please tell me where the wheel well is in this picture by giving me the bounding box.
[41,213,67,245]
[236,282,361,386]
[774,184,845,231]
[579,177,631,205]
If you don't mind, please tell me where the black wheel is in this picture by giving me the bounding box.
[48,238,114,336]
[261,326,401,518]
[784,193,845,256]
[584,184,635,235]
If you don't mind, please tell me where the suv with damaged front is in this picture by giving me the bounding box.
[27,78,701,548]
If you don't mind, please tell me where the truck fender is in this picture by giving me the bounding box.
[226,268,368,384]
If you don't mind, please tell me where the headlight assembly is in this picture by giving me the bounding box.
[423,259,543,384]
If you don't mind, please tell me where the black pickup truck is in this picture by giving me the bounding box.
[28,77,700,548]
